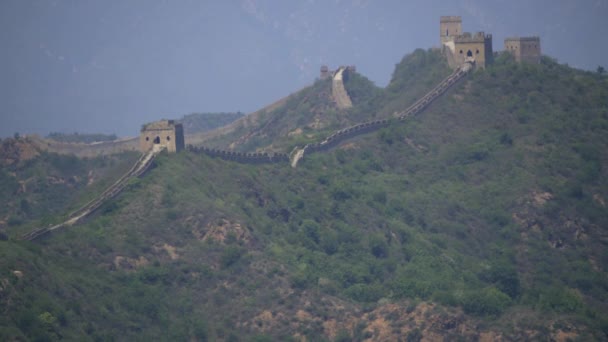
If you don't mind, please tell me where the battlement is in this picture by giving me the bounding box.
[440,16,462,23]
[141,120,176,132]
[454,31,488,43]
[505,36,540,43]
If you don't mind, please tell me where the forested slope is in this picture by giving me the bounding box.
[1,49,607,341]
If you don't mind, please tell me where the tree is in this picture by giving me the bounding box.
[597,66,605,75]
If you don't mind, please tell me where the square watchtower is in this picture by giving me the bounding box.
[140,120,185,153]
[440,16,462,44]
[504,37,541,64]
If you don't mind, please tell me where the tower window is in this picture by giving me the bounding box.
[146,137,149,141]
[166,136,171,141]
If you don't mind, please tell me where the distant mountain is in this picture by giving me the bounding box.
[1,50,607,341]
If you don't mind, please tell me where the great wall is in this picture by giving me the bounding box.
[21,61,473,241]
[20,16,541,241]
[332,67,354,109]
[20,146,161,241]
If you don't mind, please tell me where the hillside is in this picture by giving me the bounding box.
[1,49,608,341]
[0,138,140,234]
[195,49,451,155]
[177,112,245,135]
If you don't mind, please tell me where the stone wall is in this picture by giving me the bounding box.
[188,145,289,164]
[30,135,139,157]
[332,67,353,109]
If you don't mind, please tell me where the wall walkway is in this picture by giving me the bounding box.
[332,67,353,109]
[21,62,473,240]
[21,147,161,241]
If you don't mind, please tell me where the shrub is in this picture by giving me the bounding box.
[344,283,384,302]
[220,246,244,269]
[462,287,511,316]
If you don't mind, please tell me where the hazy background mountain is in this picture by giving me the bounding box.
[1,0,606,138]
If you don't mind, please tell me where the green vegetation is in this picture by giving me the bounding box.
[202,49,453,154]
[0,150,139,236]
[1,49,607,340]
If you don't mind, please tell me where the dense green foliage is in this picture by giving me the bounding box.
[1,49,608,340]
[0,151,138,233]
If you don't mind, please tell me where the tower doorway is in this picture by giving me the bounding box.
[153,136,160,144]
[467,50,473,57]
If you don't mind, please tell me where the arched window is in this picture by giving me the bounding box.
[476,49,479,54]
[166,136,171,141]
[459,50,463,54]
[145,137,149,141]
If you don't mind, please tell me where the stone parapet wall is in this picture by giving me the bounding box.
[188,145,289,164]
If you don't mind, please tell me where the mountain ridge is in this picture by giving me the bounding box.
[1,49,608,341]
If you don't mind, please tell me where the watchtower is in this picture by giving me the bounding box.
[320,65,330,80]
[453,32,493,68]
[440,16,462,44]
[504,37,541,63]
[440,16,493,69]
[140,120,185,153]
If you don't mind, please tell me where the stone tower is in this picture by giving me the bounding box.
[504,37,541,63]
[140,120,185,153]
[320,65,330,80]
[440,16,462,44]
[453,32,493,68]
[440,16,493,69]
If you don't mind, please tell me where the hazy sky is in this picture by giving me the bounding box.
[1,0,606,138]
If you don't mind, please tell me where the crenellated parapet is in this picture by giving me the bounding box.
[187,145,289,164]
